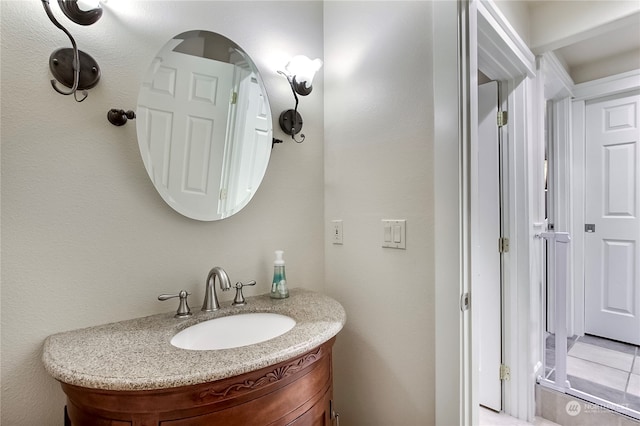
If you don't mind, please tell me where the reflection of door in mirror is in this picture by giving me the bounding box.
[136,31,272,221]
[220,74,270,218]
[219,62,270,218]
[138,41,234,220]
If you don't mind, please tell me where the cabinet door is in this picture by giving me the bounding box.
[288,388,333,426]
[66,405,133,426]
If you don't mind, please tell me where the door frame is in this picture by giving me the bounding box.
[570,69,640,338]
[433,1,472,424]
[434,1,540,423]
[474,0,538,422]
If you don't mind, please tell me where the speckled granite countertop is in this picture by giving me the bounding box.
[42,289,345,391]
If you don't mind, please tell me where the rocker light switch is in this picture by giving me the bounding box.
[384,223,392,242]
[393,225,402,243]
[382,220,406,249]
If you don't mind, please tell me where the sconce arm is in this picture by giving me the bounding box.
[278,70,300,111]
[277,70,306,143]
[57,0,103,26]
[41,0,88,102]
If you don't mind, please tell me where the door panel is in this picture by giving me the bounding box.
[602,240,635,315]
[604,142,636,216]
[477,81,502,411]
[584,92,640,345]
[137,44,234,218]
[220,74,271,217]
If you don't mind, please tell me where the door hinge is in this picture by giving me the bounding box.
[460,292,471,311]
[497,111,508,127]
[499,237,510,253]
[500,364,511,381]
[219,188,227,200]
[231,91,238,104]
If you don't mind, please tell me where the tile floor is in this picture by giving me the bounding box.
[480,406,560,426]
[544,333,640,415]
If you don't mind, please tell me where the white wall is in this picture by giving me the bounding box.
[0,1,324,424]
[493,0,531,45]
[324,2,436,424]
[3,1,450,424]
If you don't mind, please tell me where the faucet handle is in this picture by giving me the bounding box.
[158,290,192,318]
[232,280,256,306]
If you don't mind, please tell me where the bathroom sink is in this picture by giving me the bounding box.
[171,313,296,350]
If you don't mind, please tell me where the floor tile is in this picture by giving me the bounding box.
[569,341,634,372]
[580,334,638,355]
[568,374,627,405]
[480,406,560,426]
[567,356,630,391]
[544,335,640,420]
[545,348,556,372]
[623,392,640,414]
[545,333,578,351]
[628,374,640,398]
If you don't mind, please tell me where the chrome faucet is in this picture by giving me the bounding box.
[202,266,231,311]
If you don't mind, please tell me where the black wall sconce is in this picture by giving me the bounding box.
[41,0,102,102]
[277,55,323,143]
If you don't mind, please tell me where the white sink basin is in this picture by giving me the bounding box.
[171,313,296,350]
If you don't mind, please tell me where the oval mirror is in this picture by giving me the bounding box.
[136,31,272,221]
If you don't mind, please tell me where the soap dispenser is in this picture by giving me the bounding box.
[270,250,289,299]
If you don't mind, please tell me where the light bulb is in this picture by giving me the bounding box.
[76,0,101,11]
[285,55,323,89]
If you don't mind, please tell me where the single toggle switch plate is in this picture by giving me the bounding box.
[382,220,406,249]
[331,220,343,244]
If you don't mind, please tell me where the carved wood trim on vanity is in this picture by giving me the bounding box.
[197,345,324,401]
[61,338,335,426]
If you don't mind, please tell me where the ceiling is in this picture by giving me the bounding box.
[525,1,640,83]
[555,20,639,68]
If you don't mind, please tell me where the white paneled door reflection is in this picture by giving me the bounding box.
[138,42,234,218]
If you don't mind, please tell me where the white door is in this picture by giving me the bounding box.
[137,43,234,220]
[477,81,502,411]
[584,91,640,346]
[220,73,271,217]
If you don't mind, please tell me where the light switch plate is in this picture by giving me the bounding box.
[382,220,406,249]
[331,220,343,244]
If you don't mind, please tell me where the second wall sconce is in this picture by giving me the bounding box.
[277,55,323,143]
[41,0,102,102]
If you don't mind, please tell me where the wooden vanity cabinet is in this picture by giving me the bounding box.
[62,339,335,426]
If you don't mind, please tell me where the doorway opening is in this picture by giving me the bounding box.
[541,85,640,420]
